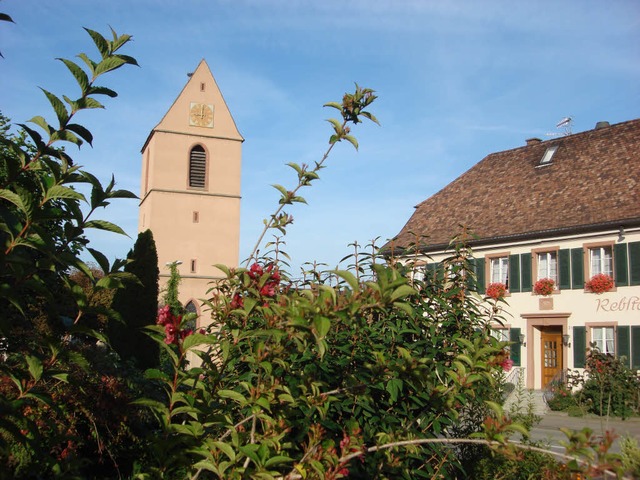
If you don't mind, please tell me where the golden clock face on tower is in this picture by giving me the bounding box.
[189,102,214,127]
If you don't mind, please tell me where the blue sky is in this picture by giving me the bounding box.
[1,1,639,277]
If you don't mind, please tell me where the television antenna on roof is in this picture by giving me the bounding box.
[546,116,573,137]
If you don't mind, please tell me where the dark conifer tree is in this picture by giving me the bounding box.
[109,229,160,369]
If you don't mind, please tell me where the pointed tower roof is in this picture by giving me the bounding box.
[142,59,243,152]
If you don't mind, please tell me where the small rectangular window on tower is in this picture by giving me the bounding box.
[190,259,197,273]
[193,211,199,223]
[200,82,205,92]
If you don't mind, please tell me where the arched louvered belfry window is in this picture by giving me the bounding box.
[188,145,207,188]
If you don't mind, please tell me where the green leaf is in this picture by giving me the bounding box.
[45,185,85,202]
[84,219,127,235]
[238,443,260,463]
[344,134,359,150]
[66,123,94,146]
[326,118,343,135]
[506,423,530,436]
[0,189,27,214]
[25,355,44,382]
[74,97,105,110]
[143,369,170,382]
[272,184,289,199]
[76,53,97,75]
[87,248,110,274]
[17,124,46,151]
[84,28,109,58]
[361,111,380,125]
[265,455,293,468]
[107,188,138,200]
[484,400,504,418]
[51,373,69,383]
[87,85,118,97]
[254,396,272,411]
[131,398,169,412]
[312,316,331,338]
[114,53,139,67]
[57,58,89,93]
[218,389,247,406]
[389,284,416,302]
[28,116,54,134]
[182,333,218,351]
[212,441,237,462]
[323,101,342,111]
[392,301,414,316]
[23,392,53,406]
[333,270,359,291]
[386,378,403,402]
[287,162,302,175]
[95,56,127,76]
[40,88,69,128]
[50,129,82,146]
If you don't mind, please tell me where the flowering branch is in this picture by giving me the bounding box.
[244,85,378,267]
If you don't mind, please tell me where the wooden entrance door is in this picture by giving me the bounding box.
[541,330,563,387]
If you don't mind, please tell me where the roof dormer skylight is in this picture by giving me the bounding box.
[539,145,558,165]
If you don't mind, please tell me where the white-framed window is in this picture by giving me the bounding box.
[490,256,509,285]
[537,251,558,284]
[490,328,509,343]
[591,326,614,355]
[412,267,425,283]
[590,246,613,277]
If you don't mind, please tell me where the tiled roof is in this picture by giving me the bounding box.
[387,118,640,254]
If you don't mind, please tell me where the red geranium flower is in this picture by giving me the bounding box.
[486,282,507,300]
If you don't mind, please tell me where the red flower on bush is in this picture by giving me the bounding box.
[501,358,514,372]
[156,305,198,345]
[231,293,243,309]
[248,262,281,299]
[486,282,506,300]
[248,263,264,280]
[534,277,555,296]
[585,273,614,294]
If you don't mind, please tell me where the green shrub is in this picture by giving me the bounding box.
[579,350,640,418]
[470,447,572,480]
[621,436,640,478]
[546,382,577,412]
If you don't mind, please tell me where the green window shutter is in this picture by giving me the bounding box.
[614,243,629,286]
[475,257,485,294]
[629,241,640,286]
[521,253,532,292]
[632,326,640,369]
[425,263,436,284]
[509,254,520,293]
[509,328,522,367]
[466,258,476,289]
[571,248,584,289]
[436,262,445,282]
[573,326,586,368]
[558,249,571,290]
[617,326,631,368]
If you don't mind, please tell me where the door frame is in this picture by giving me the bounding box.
[521,313,571,389]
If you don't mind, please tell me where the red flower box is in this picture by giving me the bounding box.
[486,282,507,300]
[585,273,614,294]
[534,278,555,296]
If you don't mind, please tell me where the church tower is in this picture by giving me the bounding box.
[139,60,242,319]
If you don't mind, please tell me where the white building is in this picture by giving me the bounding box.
[386,119,640,389]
